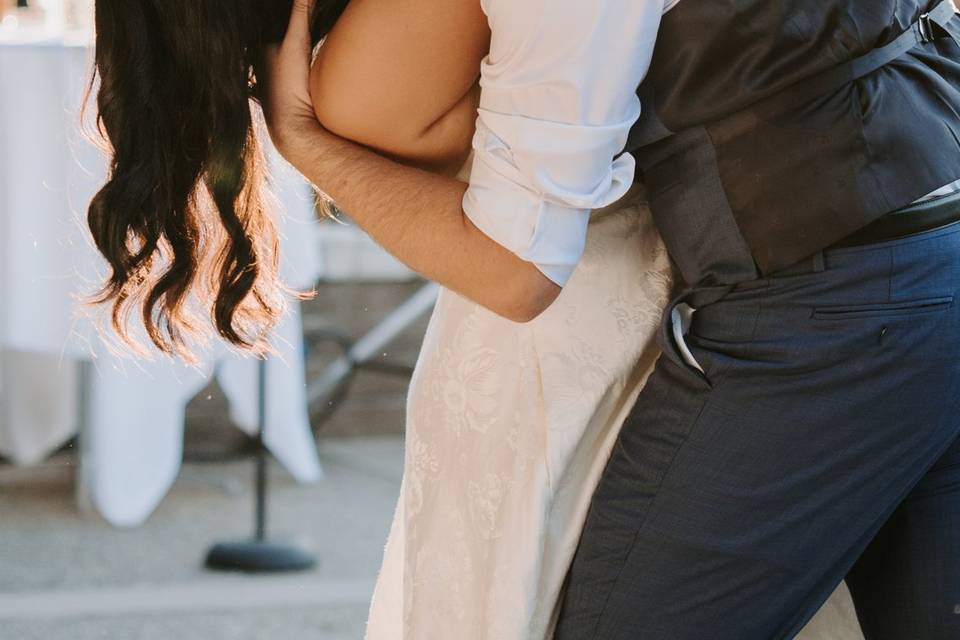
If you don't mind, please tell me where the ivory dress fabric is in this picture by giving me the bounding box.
[364,158,671,639]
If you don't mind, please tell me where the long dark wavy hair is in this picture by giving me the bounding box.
[84,0,349,364]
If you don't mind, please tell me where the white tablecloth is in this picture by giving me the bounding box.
[0,28,324,526]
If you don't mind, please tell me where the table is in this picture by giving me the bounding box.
[0,27,324,526]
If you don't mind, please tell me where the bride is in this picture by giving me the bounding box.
[85,0,862,637]
[305,2,670,637]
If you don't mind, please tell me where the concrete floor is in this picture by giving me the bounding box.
[0,437,403,640]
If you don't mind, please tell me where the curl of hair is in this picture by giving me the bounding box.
[84,0,349,363]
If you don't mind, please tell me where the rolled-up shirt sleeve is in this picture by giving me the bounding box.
[462,0,669,286]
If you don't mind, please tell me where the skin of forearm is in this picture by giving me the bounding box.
[281,124,562,323]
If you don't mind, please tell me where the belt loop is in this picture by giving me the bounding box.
[919,12,936,43]
[926,0,960,46]
[812,250,826,273]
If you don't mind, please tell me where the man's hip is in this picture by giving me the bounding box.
[554,220,960,638]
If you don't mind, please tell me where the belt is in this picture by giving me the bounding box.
[830,188,960,249]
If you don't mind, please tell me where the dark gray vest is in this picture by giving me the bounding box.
[625,0,960,287]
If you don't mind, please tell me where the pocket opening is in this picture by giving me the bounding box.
[811,296,954,320]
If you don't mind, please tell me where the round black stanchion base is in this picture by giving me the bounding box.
[204,540,317,573]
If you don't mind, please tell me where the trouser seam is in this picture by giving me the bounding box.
[589,382,715,638]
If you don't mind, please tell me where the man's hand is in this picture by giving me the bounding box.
[259,0,325,162]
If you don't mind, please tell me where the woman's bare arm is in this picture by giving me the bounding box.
[309,0,489,174]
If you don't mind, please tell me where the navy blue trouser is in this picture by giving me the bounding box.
[554,221,960,639]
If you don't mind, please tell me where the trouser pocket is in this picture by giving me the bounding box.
[671,302,705,374]
[657,284,737,388]
[811,296,954,320]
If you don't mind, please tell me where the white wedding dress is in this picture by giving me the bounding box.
[363,158,863,640]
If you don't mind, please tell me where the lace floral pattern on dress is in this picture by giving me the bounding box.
[364,175,675,640]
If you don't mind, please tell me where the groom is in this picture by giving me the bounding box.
[264,0,960,637]
[552,2,960,638]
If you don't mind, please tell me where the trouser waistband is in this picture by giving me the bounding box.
[662,192,960,376]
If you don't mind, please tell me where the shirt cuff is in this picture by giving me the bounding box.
[462,111,637,287]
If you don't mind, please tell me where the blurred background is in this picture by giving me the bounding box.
[0,1,432,637]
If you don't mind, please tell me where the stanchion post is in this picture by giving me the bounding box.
[204,356,317,573]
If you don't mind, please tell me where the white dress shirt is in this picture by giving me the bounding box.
[462,0,678,287]
[463,0,960,288]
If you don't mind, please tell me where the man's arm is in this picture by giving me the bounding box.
[280,121,562,323]
[263,0,560,323]
[262,0,668,321]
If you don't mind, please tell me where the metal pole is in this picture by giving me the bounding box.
[204,352,316,573]
[74,358,95,516]
[306,282,439,407]
[255,356,267,542]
